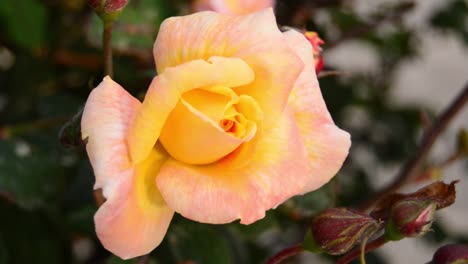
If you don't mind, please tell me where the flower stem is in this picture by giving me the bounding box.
[103,22,114,77]
[264,243,303,264]
[358,82,468,210]
[1,116,69,139]
[336,236,388,264]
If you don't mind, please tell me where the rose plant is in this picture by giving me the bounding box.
[81,8,350,259]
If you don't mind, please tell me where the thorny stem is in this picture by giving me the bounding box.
[336,236,387,264]
[318,70,346,78]
[264,243,303,264]
[358,82,468,210]
[103,23,114,77]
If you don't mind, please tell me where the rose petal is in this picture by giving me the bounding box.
[283,30,351,191]
[159,94,246,165]
[95,147,174,259]
[156,108,310,225]
[154,9,303,129]
[81,76,140,195]
[81,78,173,259]
[193,0,274,15]
[128,57,254,164]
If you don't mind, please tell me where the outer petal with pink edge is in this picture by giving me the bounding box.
[283,30,351,192]
[156,108,310,225]
[193,0,274,15]
[153,9,303,129]
[81,77,174,259]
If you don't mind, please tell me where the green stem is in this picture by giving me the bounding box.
[336,236,387,264]
[264,243,303,264]
[1,116,69,139]
[103,22,114,77]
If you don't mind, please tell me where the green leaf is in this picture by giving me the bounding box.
[0,202,66,264]
[0,139,66,210]
[0,0,47,51]
[167,221,235,264]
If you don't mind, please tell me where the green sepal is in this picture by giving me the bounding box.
[303,229,324,254]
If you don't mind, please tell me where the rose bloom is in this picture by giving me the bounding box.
[81,8,350,259]
[193,0,274,15]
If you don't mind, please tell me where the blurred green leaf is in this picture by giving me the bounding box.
[234,211,280,240]
[167,221,235,264]
[0,235,8,264]
[288,183,335,217]
[431,0,468,43]
[0,0,47,51]
[87,0,175,51]
[0,202,67,264]
[0,139,65,210]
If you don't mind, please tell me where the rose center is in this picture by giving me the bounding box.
[159,88,259,165]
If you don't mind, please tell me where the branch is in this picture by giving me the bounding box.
[103,23,114,77]
[326,2,415,49]
[264,243,303,264]
[358,82,468,210]
[336,236,387,264]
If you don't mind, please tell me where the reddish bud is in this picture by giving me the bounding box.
[385,198,436,241]
[304,31,325,74]
[304,208,379,255]
[88,0,128,24]
[432,244,468,264]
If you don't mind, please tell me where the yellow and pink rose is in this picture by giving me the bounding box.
[81,8,350,259]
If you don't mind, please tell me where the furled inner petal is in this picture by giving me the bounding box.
[153,9,303,131]
[128,56,255,164]
[156,107,310,225]
[159,88,260,165]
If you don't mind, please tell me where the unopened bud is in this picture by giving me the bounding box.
[385,198,436,241]
[432,244,468,264]
[88,0,128,25]
[59,108,86,148]
[304,208,379,255]
[304,31,325,73]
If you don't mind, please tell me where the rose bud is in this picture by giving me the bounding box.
[88,0,128,24]
[432,244,468,264]
[304,208,379,255]
[385,198,436,241]
[304,31,325,73]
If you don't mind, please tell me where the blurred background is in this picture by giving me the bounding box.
[0,0,467,263]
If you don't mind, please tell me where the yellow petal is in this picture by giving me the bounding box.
[160,89,260,165]
[81,78,173,259]
[95,147,174,259]
[154,9,303,129]
[128,56,254,164]
[156,108,310,225]
[159,96,242,165]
